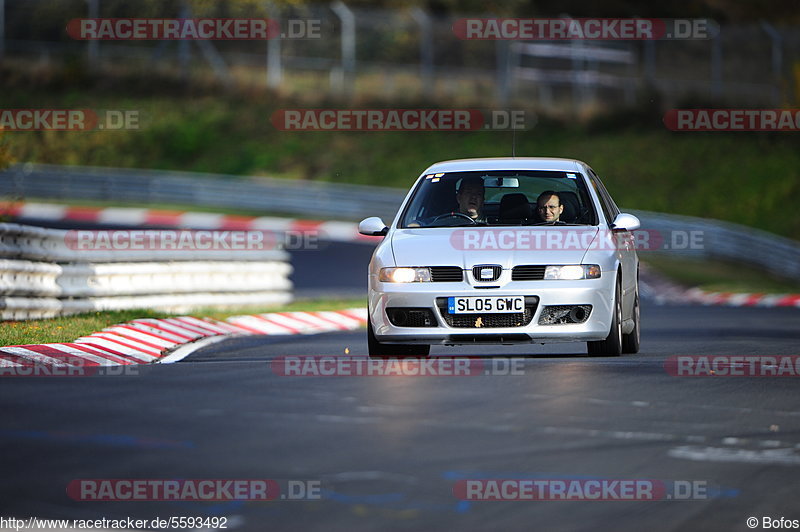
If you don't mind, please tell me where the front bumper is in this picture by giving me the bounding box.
[369,274,616,345]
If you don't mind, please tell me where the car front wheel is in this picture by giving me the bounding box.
[621,291,640,354]
[587,277,623,357]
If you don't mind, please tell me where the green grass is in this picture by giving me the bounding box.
[641,255,800,294]
[1,78,799,239]
[0,298,365,346]
[0,309,169,346]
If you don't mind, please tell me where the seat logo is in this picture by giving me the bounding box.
[473,264,501,282]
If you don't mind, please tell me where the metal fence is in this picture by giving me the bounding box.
[2,163,799,283]
[629,210,800,283]
[0,163,405,222]
[1,0,798,110]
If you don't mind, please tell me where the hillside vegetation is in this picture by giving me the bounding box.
[2,77,798,239]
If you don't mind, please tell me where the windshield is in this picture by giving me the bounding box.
[399,170,597,228]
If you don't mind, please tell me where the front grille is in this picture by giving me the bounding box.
[435,297,538,328]
[447,334,531,344]
[512,265,546,281]
[386,308,437,327]
[443,311,532,328]
[430,266,463,282]
[472,264,502,282]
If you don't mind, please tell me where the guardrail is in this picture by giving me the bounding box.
[0,259,290,297]
[0,222,292,320]
[629,210,800,282]
[0,163,405,223]
[2,164,798,284]
[0,222,288,262]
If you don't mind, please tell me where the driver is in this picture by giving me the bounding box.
[536,190,563,223]
[456,176,485,221]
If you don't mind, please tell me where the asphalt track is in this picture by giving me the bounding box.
[2,237,800,532]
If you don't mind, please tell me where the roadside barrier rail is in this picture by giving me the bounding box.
[0,221,292,320]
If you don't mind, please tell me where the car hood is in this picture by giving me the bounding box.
[390,226,599,268]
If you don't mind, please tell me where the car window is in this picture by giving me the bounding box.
[591,170,621,217]
[587,169,618,225]
[399,170,597,228]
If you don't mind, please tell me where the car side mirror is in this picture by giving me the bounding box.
[358,217,389,236]
[611,213,640,232]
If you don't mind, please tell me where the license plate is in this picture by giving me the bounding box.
[447,296,525,314]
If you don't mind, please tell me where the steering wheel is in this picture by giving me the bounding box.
[430,212,478,225]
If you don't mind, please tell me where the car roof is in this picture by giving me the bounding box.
[421,157,587,175]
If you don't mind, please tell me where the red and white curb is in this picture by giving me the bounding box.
[0,308,367,370]
[1,201,380,243]
[641,279,800,308]
[683,288,800,308]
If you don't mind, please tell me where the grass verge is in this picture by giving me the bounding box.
[0,298,365,346]
[1,79,798,239]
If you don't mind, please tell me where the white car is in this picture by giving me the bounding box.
[359,157,641,358]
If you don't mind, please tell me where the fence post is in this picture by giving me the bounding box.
[562,14,589,112]
[710,32,722,99]
[644,39,656,86]
[266,2,282,89]
[760,20,783,105]
[177,2,191,82]
[411,7,433,98]
[509,41,522,104]
[331,1,356,98]
[571,38,587,111]
[0,0,5,62]
[495,39,510,106]
[172,2,232,87]
[86,0,99,69]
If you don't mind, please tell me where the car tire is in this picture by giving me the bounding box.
[621,291,640,354]
[367,317,431,358]
[587,276,623,357]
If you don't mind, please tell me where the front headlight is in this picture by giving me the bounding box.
[544,264,601,280]
[379,267,432,283]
